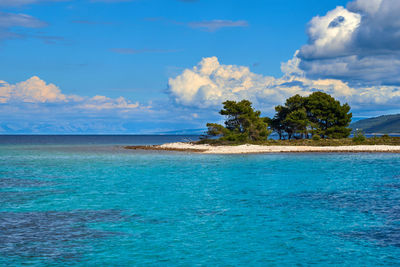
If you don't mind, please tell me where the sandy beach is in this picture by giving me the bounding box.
[126,142,400,154]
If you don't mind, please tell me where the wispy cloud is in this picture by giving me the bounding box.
[110,48,179,55]
[89,0,133,3]
[0,12,48,41]
[0,0,133,6]
[0,12,47,28]
[0,0,66,7]
[32,34,67,44]
[0,12,66,44]
[71,20,113,25]
[145,17,249,32]
[188,20,249,32]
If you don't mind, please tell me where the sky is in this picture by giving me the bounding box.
[0,0,399,133]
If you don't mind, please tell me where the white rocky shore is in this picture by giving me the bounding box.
[156,142,400,154]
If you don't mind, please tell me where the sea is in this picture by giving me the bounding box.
[1,135,400,266]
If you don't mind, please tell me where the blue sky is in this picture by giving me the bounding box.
[0,0,399,133]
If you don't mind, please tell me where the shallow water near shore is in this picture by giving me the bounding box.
[1,136,400,265]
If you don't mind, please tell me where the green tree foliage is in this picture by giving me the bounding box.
[206,100,271,142]
[266,105,287,140]
[269,95,310,139]
[205,123,230,137]
[306,92,352,138]
[268,92,352,139]
[205,92,352,143]
[285,108,309,139]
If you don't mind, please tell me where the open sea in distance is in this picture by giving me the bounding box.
[0,135,400,266]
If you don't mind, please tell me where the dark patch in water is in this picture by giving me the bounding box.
[0,177,56,188]
[339,226,400,248]
[0,210,127,261]
[293,189,400,247]
[384,183,400,189]
[130,214,169,224]
[294,190,400,219]
[196,209,228,217]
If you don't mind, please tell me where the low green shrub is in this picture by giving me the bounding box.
[312,135,321,141]
[352,129,366,142]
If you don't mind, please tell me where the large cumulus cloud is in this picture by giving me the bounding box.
[0,76,142,110]
[168,55,400,113]
[298,0,400,85]
[169,56,281,108]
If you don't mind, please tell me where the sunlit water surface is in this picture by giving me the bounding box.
[1,136,400,265]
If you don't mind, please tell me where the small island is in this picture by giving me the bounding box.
[126,92,400,154]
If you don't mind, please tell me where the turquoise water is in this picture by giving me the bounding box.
[1,140,400,265]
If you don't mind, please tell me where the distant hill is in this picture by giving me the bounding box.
[153,129,206,135]
[350,114,400,134]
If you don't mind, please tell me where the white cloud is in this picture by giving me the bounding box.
[168,55,400,112]
[280,50,304,77]
[347,0,400,53]
[298,0,400,85]
[79,95,140,110]
[0,76,66,103]
[347,0,383,15]
[299,6,361,59]
[168,56,277,108]
[0,76,143,110]
[0,81,10,103]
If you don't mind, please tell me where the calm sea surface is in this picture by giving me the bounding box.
[1,135,400,266]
